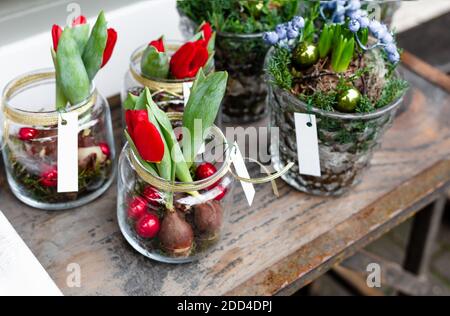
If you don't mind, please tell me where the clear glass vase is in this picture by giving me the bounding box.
[117,113,234,263]
[266,54,405,196]
[1,69,116,210]
[122,42,215,116]
[216,32,270,124]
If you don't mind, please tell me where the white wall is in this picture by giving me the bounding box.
[0,0,183,100]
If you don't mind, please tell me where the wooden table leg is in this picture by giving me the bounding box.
[403,196,446,276]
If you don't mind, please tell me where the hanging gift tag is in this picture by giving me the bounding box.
[231,142,255,206]
[294,113,321,177]
[57,112,79,193]
[183,82,193,106]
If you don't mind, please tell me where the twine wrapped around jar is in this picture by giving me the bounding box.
[2,70,96,133]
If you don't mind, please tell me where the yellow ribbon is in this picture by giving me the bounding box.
[128,113,294,195]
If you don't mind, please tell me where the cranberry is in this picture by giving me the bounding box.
[18,128,38,141]
[127,196,148,220]
[142,186,161,206]
[135,213,160,238]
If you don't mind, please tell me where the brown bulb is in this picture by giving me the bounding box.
[194,201,223,239]
[158,211,193,257]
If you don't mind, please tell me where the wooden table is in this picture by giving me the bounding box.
[1,55,449,296]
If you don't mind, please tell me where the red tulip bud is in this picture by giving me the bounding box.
[125,110,164,163]
[101,28,117,68]
[200,22,213,45]
[149,37,165,53]
[72,15,87,26]
[170,41,209,79]
[52,24,63,52]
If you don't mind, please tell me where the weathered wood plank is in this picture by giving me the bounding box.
[0,65,449,296]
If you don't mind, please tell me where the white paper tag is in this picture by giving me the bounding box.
[183,82,193,106]
[57,112,79,193]
[294,113,321,177]
[231,142,255,206]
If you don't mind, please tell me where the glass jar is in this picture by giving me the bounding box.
[266,52,405,196]
[216,32,270,124]
[122,42,215,116]
[117,113,234,263]
[1,69,116,210]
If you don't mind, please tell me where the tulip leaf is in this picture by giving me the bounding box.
[56,28,90,105]
[82,11,107,80]
[124,93,138,110]
[124,130,158,177]
[141,45,170,79]
[144,88,193,183]
[182,69,228,166]
[134,91,148,110]
[68,24,90,54]
[145,102,172,181]
[51,49,68,111]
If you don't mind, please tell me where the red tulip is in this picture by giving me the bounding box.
[200,22,213,44]
[72,15,87,26]
[52,24,63,52]
[125,110,164,163]
[101,28,117,67]
[170,41,209,79]
[149,37,165,53]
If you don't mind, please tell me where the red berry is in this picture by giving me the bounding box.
[99,142,111,158]
[214,185,227,201]
[142,186,161,206]
[18,128,38,141]
[127,196,148,220]
[40,167,58,187]
[135,213,160,238]
[196,163,217,180]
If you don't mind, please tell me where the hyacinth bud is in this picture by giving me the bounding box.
[358,16,370,28]
[292,16,305,29]
[348,0,361,11]
[275,24,287,40]
[263,31,279,45]
[349,19,361,33]
[381,32,394,44]
[385,43,398,55]
[347,9,361,20]
[388,51,400,64]
[336,4,345,16]
[369,20,382,35]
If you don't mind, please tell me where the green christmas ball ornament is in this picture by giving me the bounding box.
[335,87,361,113]
[293,42,319,69]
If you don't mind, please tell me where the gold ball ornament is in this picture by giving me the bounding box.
[293,42,319,69]
[335,87,361,113]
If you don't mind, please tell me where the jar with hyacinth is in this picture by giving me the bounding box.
[264,0,408,196]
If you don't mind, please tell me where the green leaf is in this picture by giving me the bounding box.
[145,89,193,183]
[51,48,68,111]
[144,97,172,181]
[82,11,107,80]
[124,130,158,177]
[134,91,148,110]
[318,24,333,59]
[140,44,170,79]
[68,24,90,54]
[56,29,90,105]
[124,93,138,110]
[182,69,228,166]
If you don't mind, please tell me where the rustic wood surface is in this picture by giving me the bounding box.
[0,63,449,296]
